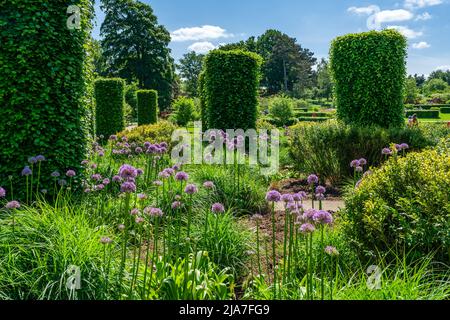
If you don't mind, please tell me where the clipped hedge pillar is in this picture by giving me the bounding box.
[0,0,94,196]
[202,50,262,130]
[137,90,158,125]
[330,30,407,128]
[94,78,125,138]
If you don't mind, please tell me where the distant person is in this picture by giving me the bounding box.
[411,114,419,127]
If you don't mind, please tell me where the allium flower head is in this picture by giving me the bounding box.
[359,158,367,166]
[400,143,409,150]
[28,157,37,164]
[109,135,117,141]
[355,166,364,173]
[135,217,145,224]
[316,186,326,194]
[91,174,102,181]
[281,194,294,203]
[316,193,325,201]
[203,181,215,189]
[307,174,319,185]
[175,171,189,181]
[171,201,182,210]
[66,170,76,178]
[96,184,105,191]
[130,208,140,216]
[286,201,298,212]
[137,193,147,200]
[135,147,143,154]
[299,223,315,234]
[312,210,333,225]
[158,171,170,179]
[117,224,125,231]
[103,178,110,185]
[153,180,163,186]
[325,246,339,256]
[58,179,67,186]
[22,166,32,176]
[6,200,20,209]
[81,160,89,166]
[35,155,45,162]
[118,164,137,180]
[120,181,136,193]
[350,160,360,168]
[145,207,163,217]
[184,184,198,194]
[266,190,281,202]
[303,209,317,222]
[136,168,144,176]
[0,187,6,198]
[112,175,122,183]
[100,237,112,245]
[51,171,60,178]
[382,148,392,155]
[211,203,225,213]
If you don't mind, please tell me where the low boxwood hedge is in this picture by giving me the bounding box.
[405,110,440,119]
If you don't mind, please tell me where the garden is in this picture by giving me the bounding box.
[0,0,449,303]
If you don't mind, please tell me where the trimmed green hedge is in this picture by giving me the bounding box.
[409,104,450,110]
[94,78,125,139]
[0,0,94,196]
[137,90,158,125]
[297,117,330,122]
[295,112,332,118]
[330,30,407,128]
[405,110,440,119]
[202,50,262,130]
[441,107,450,114]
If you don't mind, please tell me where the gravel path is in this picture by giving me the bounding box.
[275,199,345,212]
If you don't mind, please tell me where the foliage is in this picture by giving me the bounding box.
[95,78,125,139]
[330,30,407,128]
[288,121,443,184]
[117,120,176,145]
[428,69,450,86]
[405,110,440,119]
[343,148,450,261]
[268,96,295,126]
[404,76,419,104]
[441,107,450,114]
[0,0,94,195]
[423,78,449,95]
[137,90,158,126]
[125,82,139,122]
[316,58,333,100]
[202,50,262,130]
[177,52,205,97]
[100,0,175,110]
[172,97,196,126]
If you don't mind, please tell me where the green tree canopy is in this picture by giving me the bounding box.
[100,0,175,110]
[177,51,205,97]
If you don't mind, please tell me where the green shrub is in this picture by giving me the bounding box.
[289,121,439,184]
[297,117,330,123]
[295,112,331,118]
[0,0,94,195]
[294,99,310,110]
[117,120,176,145]
[405,110,440,119]
[125,82,139,121]
[343,148,450,261]
[269,96,295,126]
[330,30,407,128]
[441,107,450,114]
[94,78,125,139]
[202,50,262,130]
[173,97,195,126]
[137,90,158,125]
[256,118,276,130]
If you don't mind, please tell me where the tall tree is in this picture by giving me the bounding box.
[100,0,175,110]
[316,58,333,101]
[177,51,204,97]
[428,69,450,85]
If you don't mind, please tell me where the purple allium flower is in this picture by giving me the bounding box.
[96,184,105,191]
[211,203,225,213]
[172,164,181,171]
[144,142,151,148]
[91,174,102,181]
[22,166,32,176]
[286,201,298,212]
[316,193,325,201]
[395,144,402,151]
[100,237,112,244]
[158,171,170,179]
[130,208,140,216]
[175,171,189,181]
[28,157,37,164]
[184,184,198,195]
[171,201,182,210]
[120,181,136,193]
[121,136,128,142]
[316,186,326,194]
[400,143,409,150]
[136,168,144,176]
[98,151,105,157]
[382,148,392,156]
[303,209,316,222]
[6,200,20,209]
[35,155,45,162]
[203,181,215,189]
[109,135,117,141]
[84,188,91,193]
[359,158,367,166]
[299,223,315,234]
[350,160,360,168]
[160,142,168,149]
[266,190,281,202]
[81,160,89,166]
[325,246,339,256]
[153,180,163,186]
[91,163,98,170]
[0,187,6,198]
[135,217,145,224]
[312,210,333,225]
[281,194,294,203]
[112,175,122,183]
[355,166,364,173]
[102,178,110,185]
[66,170,76,178]
[307,174,319,185]
[164,168,175,176]
[58,179,67,186]
[117,224,125,231]
[135,147,143,154]
[51,171,60,178]
[144,207,164,217]
[137,193,147,200]
[119,164,137,180]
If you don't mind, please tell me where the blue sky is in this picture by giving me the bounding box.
[93,0,450,75]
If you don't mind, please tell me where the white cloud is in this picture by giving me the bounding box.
[374,9,414,23]
[387,25,424,38]
[348,5,380,15]
[171,25,233,42]
[412,41,431,49]
[404,0,443,9]
[187,41,216,54]
[435,65,450,71]
[415,12,432,20]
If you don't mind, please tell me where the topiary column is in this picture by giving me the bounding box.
[94,78,125,139]
[202,50,262,130]
[330,30,407,128]
[0,0,94,196]
[137,90,158,125]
